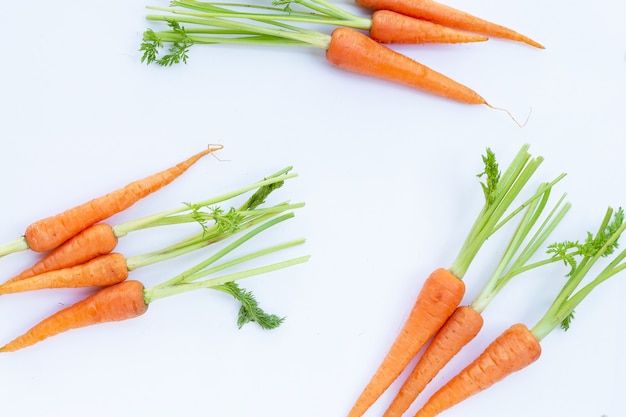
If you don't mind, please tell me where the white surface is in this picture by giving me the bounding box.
[0,0,625,416]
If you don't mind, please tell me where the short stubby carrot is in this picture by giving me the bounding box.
[356,0,544,48]
[23,145,222,253]
[0,280,148,352]
[414,323,541,417]
[369,10,488,44]
[384,305,483,417]
[8,223,119,283]
[0,253,129,295]
[347,268,465,417]
[326,28,488,105]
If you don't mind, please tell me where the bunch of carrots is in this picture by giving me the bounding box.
[140,0,543,110]
[0,145,309,352]
[345,145,625,417]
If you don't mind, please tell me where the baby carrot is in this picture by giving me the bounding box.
[384,185,570,417]
[346,145,559,417]
[0,145,223,257]
[413,206,626,417]
[355,0,544,48]
[5,167,297,282]
[1,213,309,352]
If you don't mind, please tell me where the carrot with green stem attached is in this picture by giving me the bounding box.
[346,144,564,417]
[0,203,304,295]
[141,8,498,107]
[5,166,297,282]
[413,206,626,417]
[162,0,488,44]
[0,211,309,352]
[384,184,571,417]
[0,144,223,258]
[355,0,544,48]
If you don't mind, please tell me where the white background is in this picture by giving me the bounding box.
[0,0,625,416]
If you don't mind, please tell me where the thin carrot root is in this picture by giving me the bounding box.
[7,223,119,283]
[384,305,483,417]
[347,268,465,417]
[24,145,221,253]
[355,0,544,49]
[414,323,541,417]
[0,253,129,295]
[0,280,147,352]
[326,27,487,105]
[370,10,489,44]
[486,103,532,127]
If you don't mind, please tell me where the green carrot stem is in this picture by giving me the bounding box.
[0,237,29,258]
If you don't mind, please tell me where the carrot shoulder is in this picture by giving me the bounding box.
[347,268,465,417]
[23,145,222,253]
[0,280,148,353]
[356,0,544,48]
[414,323,541,417]
[0,253,129,295]
[326,27,487,105]
[369,10,488,44]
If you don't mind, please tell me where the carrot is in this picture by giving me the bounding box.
[412,207,626,417]
[355,0,544,48]
[7,224,119,283]
[0,145,223,258]
[326,27,486,105]
[369,10,488,44]
[4,166,298,283]
[1,212,310,352]
[142,8,492,105]
[384,183,570,417]
[0,253,129,295]
[0,280,149,353]
[413,323,542,417]
[346,145,559,417]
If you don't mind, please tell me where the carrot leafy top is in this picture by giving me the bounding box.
[531,207,626,340]
[448,144,566,279]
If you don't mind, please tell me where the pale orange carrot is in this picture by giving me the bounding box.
[22,144,222,253]
[356,0,544,48]
[8,224,118,283]
[413,323,541,417]
[384,306,483,417]
[369,10,488,44]
[326,27,488,105]
[0,253,129,295]
[347,268,466,417]
[0,280,148,352]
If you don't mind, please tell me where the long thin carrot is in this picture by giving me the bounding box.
[384,184,570,417]
[346,145,561,417]
[142,9,492,105]
[5,166,297,283]
[355,0,544,48]
[1,213,310,352]
[0,144,222,257]
[413,207,626,417]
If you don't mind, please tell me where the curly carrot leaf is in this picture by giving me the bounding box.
[217,282,286,329]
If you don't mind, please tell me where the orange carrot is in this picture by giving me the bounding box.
[22,144,222,253]
[346,145,550,417]
[326,27,487,105]
[369,10,488,44]
[0,253,129,295]
[348,268,466,417]
[356,0,544,48]
[414,323,541,417]
[8,223,118,283]
[0,280,148,353]
[384,306,483,417]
